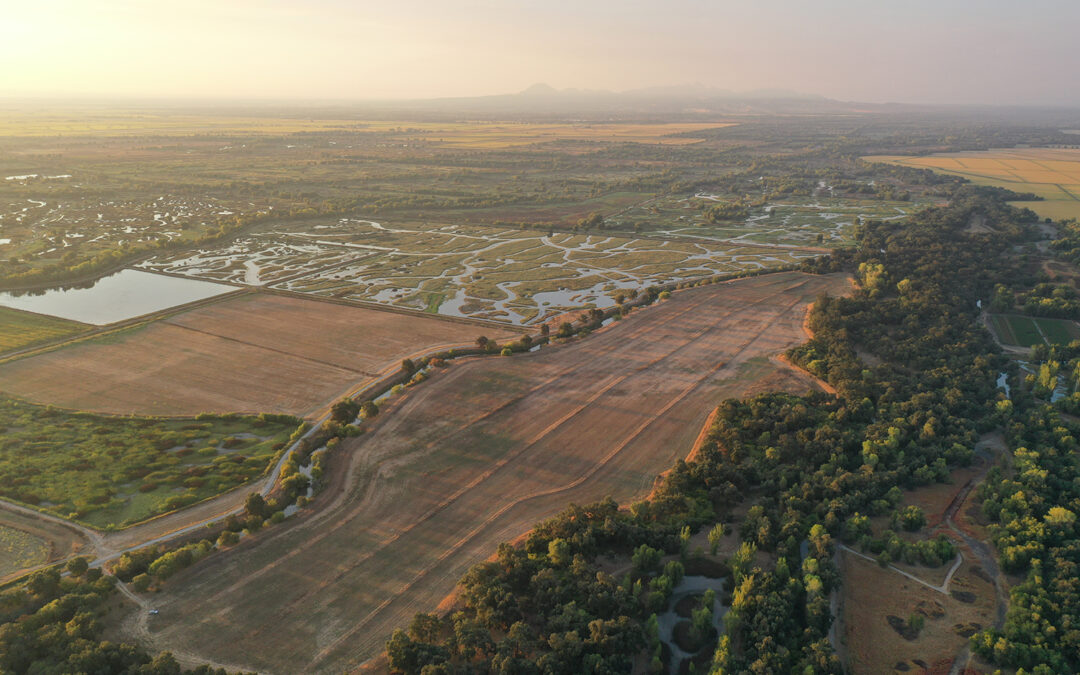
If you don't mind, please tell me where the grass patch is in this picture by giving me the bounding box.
[0,524,49,578]
[0,397,302,529]
[1034,317,1080,345]
[0,307,87,353]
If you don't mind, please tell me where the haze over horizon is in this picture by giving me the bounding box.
[3,0,1079,107]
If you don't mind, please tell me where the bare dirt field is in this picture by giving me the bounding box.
[0,292,515,418]
[115,271,850,674]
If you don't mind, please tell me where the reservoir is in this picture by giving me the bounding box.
[0,269,236,325]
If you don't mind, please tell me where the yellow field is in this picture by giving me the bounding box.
[358,121,734,148]
[867,149,1080,221]
[0,109,731,147]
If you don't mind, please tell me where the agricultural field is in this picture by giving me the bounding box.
[988,313,1080,347]
[0,524,49,580]
[0,292,517,417]
[0,396,300,528]
[140,218,817,325]
[0,506,93,583]
[607,191,928,248]
[122,271,851,674]
[868,149,1080,221]
[0,306,87,353]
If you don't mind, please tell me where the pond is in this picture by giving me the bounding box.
[0,269,236,325]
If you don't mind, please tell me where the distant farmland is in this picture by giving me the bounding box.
[126,271,851,674]
[0,293,516,418]
[867,149,1080,221]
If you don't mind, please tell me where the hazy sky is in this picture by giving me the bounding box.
[3,0,1078,105]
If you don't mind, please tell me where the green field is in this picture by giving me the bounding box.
[0,307,87,353]
[990,313,1080,347]
[0,397,302,529]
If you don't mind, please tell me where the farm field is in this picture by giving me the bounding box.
[988,313,1080,347]
[0,306,87,353]
[140,219,817,325]
[0,292,517,418]
[0,396,300,529]
[868,149,1080,220]
[121,271,851,674]
[0,524,49,581]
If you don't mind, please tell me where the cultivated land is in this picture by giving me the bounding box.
[0,292,516,418]
[868,149,1080,221]
[0,506,92,583]
[119,271,851,674]
[0,306,87,353]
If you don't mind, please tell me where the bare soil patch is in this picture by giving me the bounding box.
[116,272,850,674]
[0,293,514,418]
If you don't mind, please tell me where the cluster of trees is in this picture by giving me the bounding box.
[0,566,244,674]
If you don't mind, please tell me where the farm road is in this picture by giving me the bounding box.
[122,271,851,674]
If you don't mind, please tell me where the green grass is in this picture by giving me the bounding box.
[0,524,49,578]
[1005,315,1044,347]
[990,314,1080,347]
[0,397,302,529]
[0,307,87,353]
[1034,317,1080,345]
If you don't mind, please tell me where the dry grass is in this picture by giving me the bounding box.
[115,271,850,675]
[840,553,997,674]
[0,507,92,583]
[0,293,515,418]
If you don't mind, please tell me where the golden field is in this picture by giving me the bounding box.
[867,148,1080,220]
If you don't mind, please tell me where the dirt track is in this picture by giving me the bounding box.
[121,271,850,674]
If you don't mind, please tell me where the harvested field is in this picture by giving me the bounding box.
[0,293,516,418]
[121,271,850,674]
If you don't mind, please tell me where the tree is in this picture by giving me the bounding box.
[360,400,379,419]
[402,358,416,374]
[330,398,359,424]
[245,492,268,520]
[708,522,725,555]
[66,556,89,577]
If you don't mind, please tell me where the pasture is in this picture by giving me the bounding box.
[122,271,850,674]
[0,292,517,417]
[0,397,300,528]
[141,219,817,325]
[0,306,87,353]
[868,149,1080,221]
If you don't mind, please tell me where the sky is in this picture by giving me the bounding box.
[2,0,1078,105]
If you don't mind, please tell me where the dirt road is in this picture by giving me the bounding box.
[117,271,851,674]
